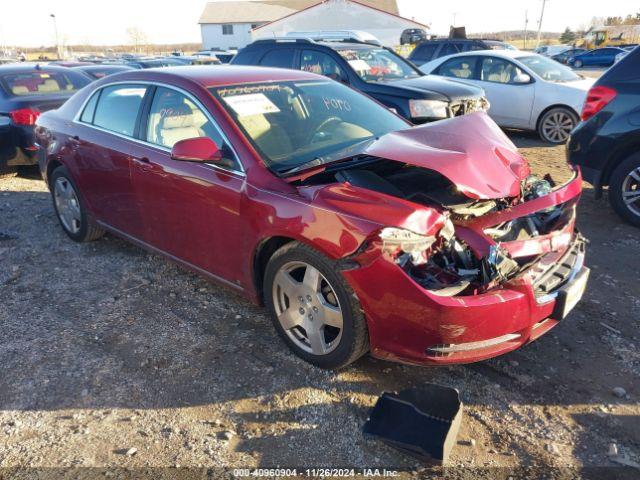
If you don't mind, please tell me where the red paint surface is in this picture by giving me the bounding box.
[36,67,585,366]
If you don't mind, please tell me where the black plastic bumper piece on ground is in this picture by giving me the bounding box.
[362,384,463,464]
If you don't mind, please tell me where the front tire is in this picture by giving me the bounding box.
[537,107,578,144]
[264,242,369,369]
[609,153,640,227]
[50,166,105,242]
[573,59,583,68]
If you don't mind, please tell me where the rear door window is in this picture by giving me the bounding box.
[259,48,295,68]
[1,71,86,96]
[92,85,147,137]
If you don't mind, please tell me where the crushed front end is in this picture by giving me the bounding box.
[341,168,588,365]
[293,113,589,366]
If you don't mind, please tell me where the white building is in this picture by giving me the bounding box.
[199,0,426,50]
[253,0,428,47]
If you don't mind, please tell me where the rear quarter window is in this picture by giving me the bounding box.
[1,71,87,96]
[259,48,296,68]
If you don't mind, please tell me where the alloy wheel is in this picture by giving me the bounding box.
[272,261,343,356]
[54,177,82,234]
[622,167,640,217]
[541,110,575,143]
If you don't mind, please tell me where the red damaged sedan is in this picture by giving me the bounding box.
[35,66,589,369]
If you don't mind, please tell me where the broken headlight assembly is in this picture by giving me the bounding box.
[379,220,519,297]
[380,227,438,265]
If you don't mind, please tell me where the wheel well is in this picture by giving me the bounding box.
[601,142,640,187]
[535,104,580,132]
[253,236,296,305]
[46,159,63,187]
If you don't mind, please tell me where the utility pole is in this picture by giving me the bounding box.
[536,0,548,48]
[452,12,459,27]
[0,23,6,58]
[524,10,529,50]
[50,14,60,59]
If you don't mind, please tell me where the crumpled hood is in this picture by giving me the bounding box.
[363,112,530,199]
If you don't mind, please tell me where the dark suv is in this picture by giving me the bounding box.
[408,39,515,67]
[231,38,487,124]
[567,46,640,226]
[400,29,427,45]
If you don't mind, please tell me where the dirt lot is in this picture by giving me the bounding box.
[1,132,639,478]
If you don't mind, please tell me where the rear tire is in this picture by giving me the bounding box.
[50,166,105,242]
[264,242,369,369]
[537,107,578,144]
[609,153,640,227]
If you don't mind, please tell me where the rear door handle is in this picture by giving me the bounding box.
[132,156,150,164]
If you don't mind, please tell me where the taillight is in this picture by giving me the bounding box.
[9,108,41,126]
[581,86,617,121]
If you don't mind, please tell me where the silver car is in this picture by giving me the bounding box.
[419,50,595,143]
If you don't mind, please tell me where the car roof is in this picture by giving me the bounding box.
[76,64,133,71]
[0,63,86,74]
[434,49,532,61]
[97,65,324,88]
[420,38,487,43]
[249,40,379,50]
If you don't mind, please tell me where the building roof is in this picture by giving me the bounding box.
[198,0,399,24]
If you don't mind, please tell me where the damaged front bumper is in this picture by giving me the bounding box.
[342,171,588,366]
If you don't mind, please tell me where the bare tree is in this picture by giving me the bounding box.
[126,27,148,53]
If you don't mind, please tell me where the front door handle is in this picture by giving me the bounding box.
[131,156,166,176]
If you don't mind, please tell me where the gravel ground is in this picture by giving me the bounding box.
[0,132,638,478]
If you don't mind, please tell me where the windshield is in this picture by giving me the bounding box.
[337,47,421,82]
[517,55,581,82]
[1,71,88,96]
[211,80,408,174]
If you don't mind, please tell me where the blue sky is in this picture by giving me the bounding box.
[0,0,636,47]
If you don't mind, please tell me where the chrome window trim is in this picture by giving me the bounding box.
[72,80,246,177]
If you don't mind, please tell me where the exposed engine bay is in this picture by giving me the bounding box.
[299,157,577,297]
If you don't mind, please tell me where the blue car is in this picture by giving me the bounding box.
[568,47,626,68]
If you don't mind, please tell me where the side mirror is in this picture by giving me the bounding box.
[513,73,532,84]
[171,137,223,163]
